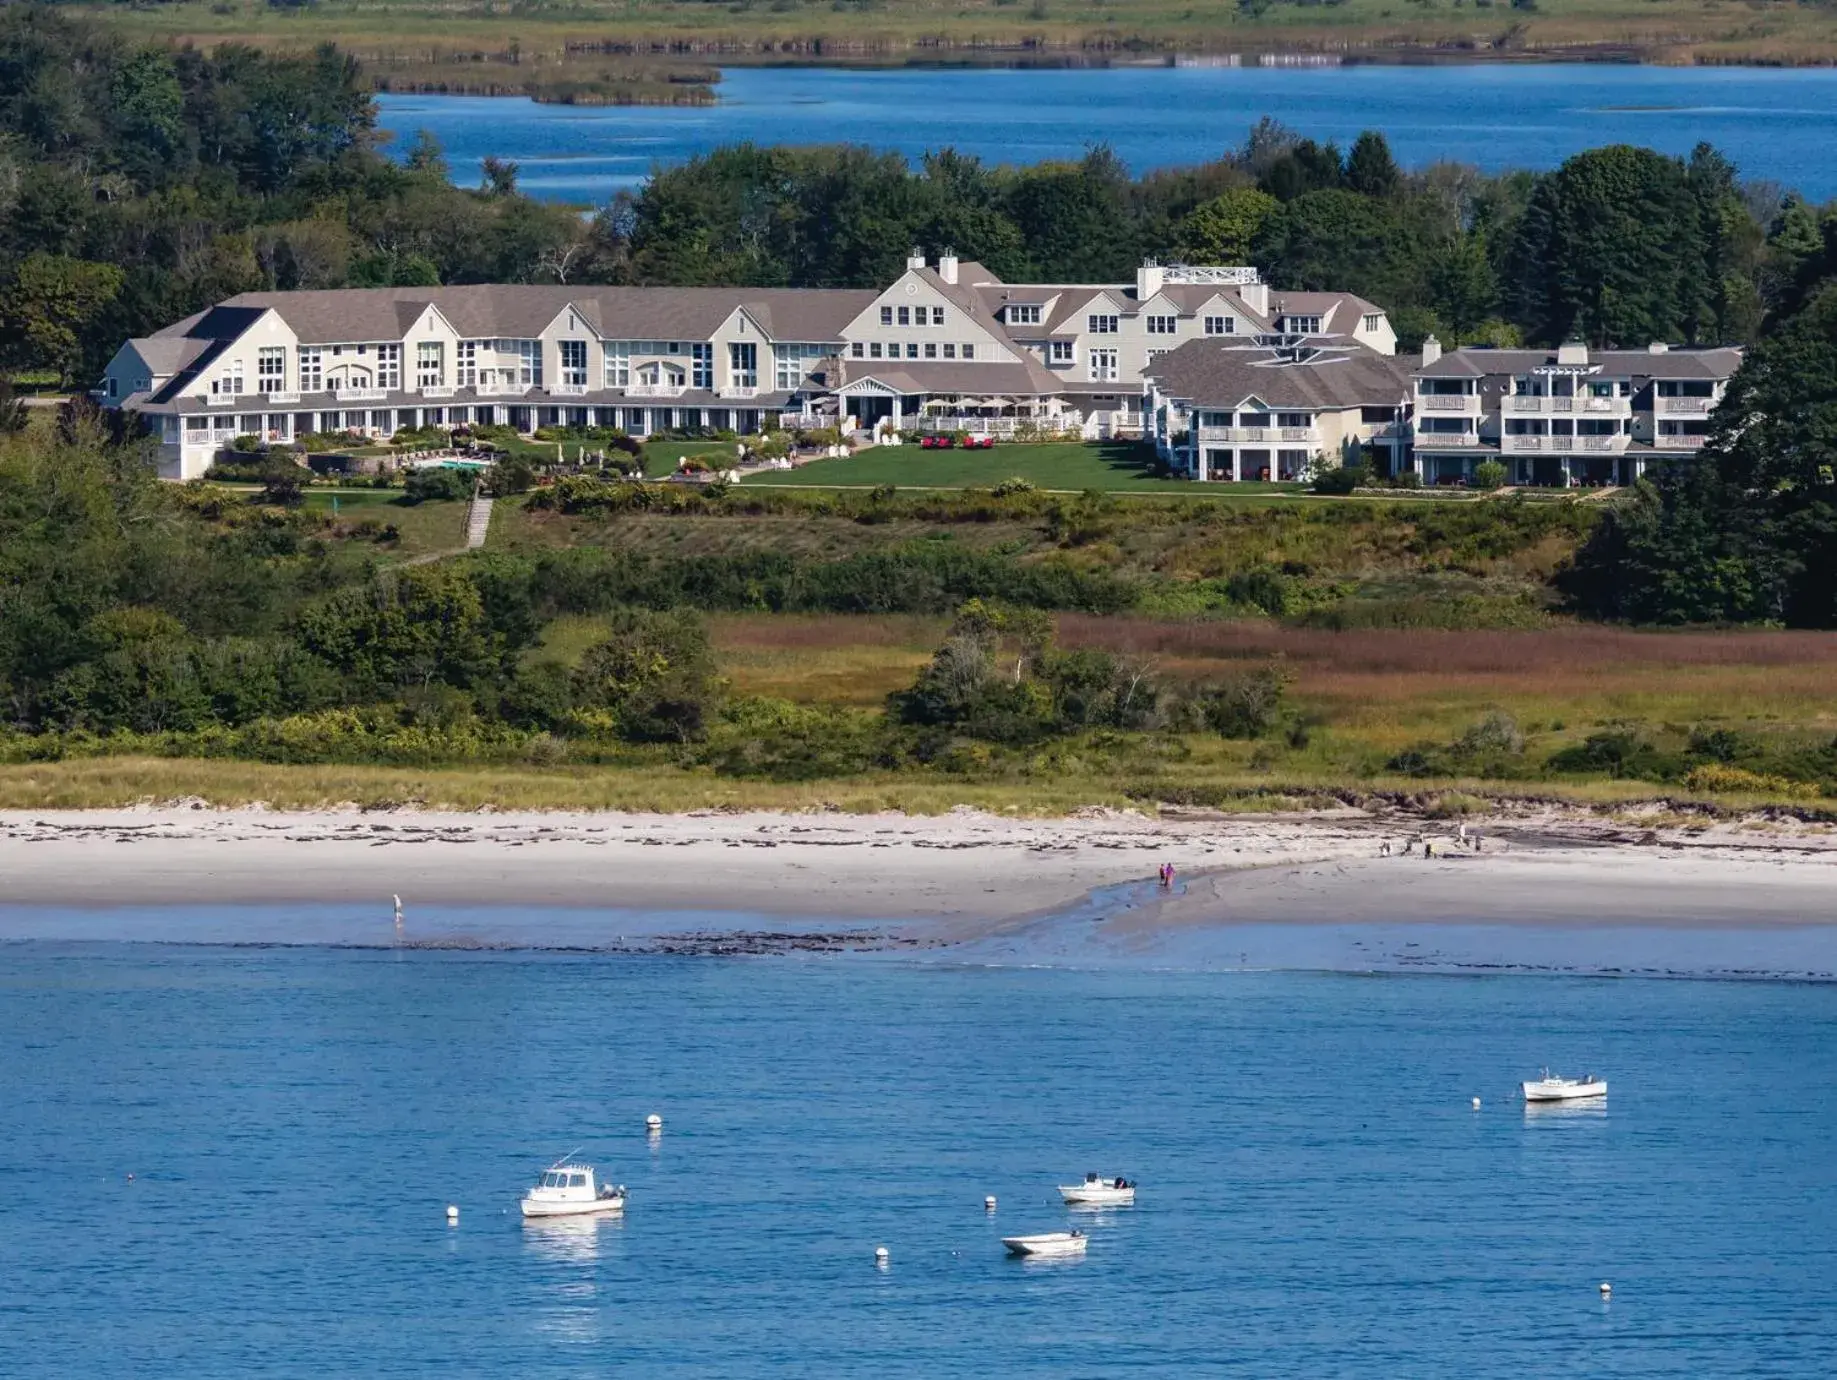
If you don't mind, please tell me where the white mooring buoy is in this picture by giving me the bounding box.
[646,1113,663,1132]
[1599,1281,1612,1298]
[1472,1096,1482,1110]
[874,1246,889,1266]
[446,1204,459,1224]
[984,1195,997,1211]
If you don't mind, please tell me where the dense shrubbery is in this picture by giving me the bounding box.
[402,467,476,504]
[889,600,1290,747]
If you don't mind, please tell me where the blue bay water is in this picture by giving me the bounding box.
[3,930,1836,1374]
[377,64,1837,203]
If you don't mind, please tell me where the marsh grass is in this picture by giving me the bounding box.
[102,0,1837,72]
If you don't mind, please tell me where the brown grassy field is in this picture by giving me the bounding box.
[705,612,1837,758]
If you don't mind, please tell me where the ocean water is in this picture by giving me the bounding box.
[376,63,1837,202]
[3,927,1836,1374]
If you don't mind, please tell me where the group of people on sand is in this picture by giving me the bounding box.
[1157,862,1177,889]
[1380,824,1487,860]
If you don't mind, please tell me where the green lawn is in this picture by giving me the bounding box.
[741,441,1306,495]
[642,439,741,478]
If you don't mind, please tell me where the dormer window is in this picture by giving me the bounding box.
[1204,316,1234,336]
[1088,314,1118,334]
[1281,315,1323,335]
[1146,316,1178,335]
[1007,305,1042,326]
[1362,313,1381,332]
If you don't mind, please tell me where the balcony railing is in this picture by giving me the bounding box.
[719,383,759,399]
[420,385,455,399]
[1579,435,1629,452]
[474,382,531,398]
[1502,435,1546,453]
[1656,432,1709,449]
[1415,430,1486,447]
[1418,395,1477,412]
[1660,396,1716,413]
[258,390,301,405]
[551,383,590,397]
[333,387,388,402]
[205,393,240,407]
[628,382,687,399]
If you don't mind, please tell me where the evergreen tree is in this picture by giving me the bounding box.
[1344,131,1402,199]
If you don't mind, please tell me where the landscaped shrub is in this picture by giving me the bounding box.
[402,467,475,504]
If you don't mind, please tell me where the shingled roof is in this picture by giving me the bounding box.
[164,285,880,347]
[1146,340,1414,410]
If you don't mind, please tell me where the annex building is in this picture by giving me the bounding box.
[98,254,1396,480]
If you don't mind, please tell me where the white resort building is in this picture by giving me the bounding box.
[98,253,1395,480]
[1409,338,1743,487]
[97,252,1739,487]
[1143,338,1415,482]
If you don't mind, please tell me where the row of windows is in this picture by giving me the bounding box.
[226,340,836,395]
[880,305,948,327]
[851,341,977,361]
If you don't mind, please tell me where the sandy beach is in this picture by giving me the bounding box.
[3,805,1836,942]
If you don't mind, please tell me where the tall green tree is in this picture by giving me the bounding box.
[1175,186,1278,265]
[1344,131,1402,199]
[1,252,125,381]
[1507,145,1710,346]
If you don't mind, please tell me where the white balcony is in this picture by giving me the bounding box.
[258,390,301,405]
[333,387,388,402]
[205,393,240,407]
[1418,394,1479,413]
[1415,429,1487,448]
[628,382,687,399]
[1660,396,1716,414]
[1578,434,1630,453]
[1502,434,1547,453]
[719,383,760,399]
[1655,431,1709,449]
[551,383,590,397]
[474,382,531,398]
[420,385,455,399]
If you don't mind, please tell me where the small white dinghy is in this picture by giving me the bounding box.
[520,1156,626,1219]
[1003,1230,1088,1259]
[1059,1173,1136,1207]
[1522,1069,1608,1102]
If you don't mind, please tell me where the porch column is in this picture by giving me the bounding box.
[1563,455,1575,488]
[891,396,903,434]
[1196,448,1208,482]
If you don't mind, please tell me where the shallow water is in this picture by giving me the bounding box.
[3,926,1835,1374]
[377,64,1837,201]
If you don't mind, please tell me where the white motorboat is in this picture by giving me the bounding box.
[1522,1069,1607,1102]
[1003,1230,1088,1259]
[1059,1173,1136,1207]
[519,1157,626,1219]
